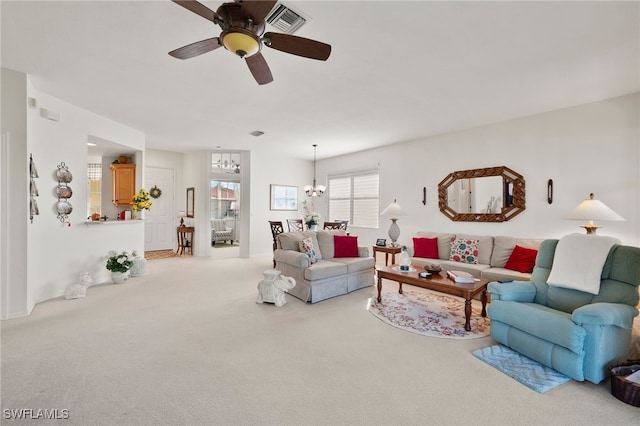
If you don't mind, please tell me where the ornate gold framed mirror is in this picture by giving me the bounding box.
[438,166,525,222]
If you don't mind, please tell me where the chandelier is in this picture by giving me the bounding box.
[304,144,326,197]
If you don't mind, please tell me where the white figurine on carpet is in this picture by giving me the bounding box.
[64,272,93,300]
[257,270,296,307]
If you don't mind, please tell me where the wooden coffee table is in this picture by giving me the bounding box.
[376,265,490,331]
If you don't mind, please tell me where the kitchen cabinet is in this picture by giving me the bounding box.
[110,163,136,206]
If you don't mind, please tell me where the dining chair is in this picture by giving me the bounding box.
[287,218,304,232]
[269,221,284,268]
[323,221,342,230]
[324,220,349,231]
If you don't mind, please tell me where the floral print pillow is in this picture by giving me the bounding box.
[449,237,480,264]
[299,237,319,264]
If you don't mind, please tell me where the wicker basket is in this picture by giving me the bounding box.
[610,362,640,407]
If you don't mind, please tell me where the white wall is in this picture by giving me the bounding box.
[248,148,312,257]
[315,93,640,248]
[1,69,147,319]
[1,69,29,319]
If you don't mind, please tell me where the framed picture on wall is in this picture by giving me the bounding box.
[270,185,298,211]
[186,187,195,218]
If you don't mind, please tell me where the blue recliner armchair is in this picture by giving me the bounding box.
[488,239,640,384]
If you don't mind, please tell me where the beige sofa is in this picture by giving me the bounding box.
[409,232,543,282]
[274,230,375,303]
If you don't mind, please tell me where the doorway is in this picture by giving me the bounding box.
[210,180,240,258]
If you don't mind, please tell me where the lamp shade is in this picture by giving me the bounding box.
[380,199,406,219]
[565,193,624,234]
[566,194,625,222]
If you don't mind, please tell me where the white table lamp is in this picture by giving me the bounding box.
[380,199,406,246]
[565,193,625,234]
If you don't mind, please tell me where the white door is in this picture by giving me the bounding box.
[144,167,174,251]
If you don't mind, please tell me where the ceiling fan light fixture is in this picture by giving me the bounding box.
[221,29,260,58]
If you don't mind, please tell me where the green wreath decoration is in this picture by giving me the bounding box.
[149,185,162,199]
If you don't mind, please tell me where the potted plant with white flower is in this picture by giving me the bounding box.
[105,250,134,284]
[304,212,321,231]
[301,199,321,231]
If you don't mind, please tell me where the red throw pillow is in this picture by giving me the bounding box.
[413,237,439,259]
[504,245,538,273]
[334,235,359,258]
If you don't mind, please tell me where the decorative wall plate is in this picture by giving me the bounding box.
[56,185,72,199]
[56,199,73,215]
[56,167,73,183]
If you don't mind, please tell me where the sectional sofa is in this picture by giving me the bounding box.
[408,231,543,282]
[274,230,375,303]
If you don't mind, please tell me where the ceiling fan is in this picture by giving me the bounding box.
[168,0,331,85]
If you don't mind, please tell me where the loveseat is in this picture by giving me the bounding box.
[488,237,640,384]
[408,231,543,282]
[274,230,375,303]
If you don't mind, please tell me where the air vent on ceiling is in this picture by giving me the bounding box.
[266,3,307,34]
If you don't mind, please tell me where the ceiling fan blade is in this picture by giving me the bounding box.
[246,53,273,85]
[172,0,218,22]
[263,32,331,61]
[236,1,278,23]
[169,38,222,59]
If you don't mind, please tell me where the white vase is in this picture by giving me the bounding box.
[309,224,318,231]
[130,257,146,277]
[111,270,130,284]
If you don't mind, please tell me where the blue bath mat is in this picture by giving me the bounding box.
[473,345,571,393]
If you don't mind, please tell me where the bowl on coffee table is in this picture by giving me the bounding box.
[424,264,442,274]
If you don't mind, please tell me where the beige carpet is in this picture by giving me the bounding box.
[1,255,638,425]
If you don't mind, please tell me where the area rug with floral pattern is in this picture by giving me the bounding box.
[367,287,491,339]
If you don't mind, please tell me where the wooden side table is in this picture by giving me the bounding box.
[372,245,401,266]
[177,226,194,255]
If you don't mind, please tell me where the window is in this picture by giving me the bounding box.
[210,180,240,219]
[328,168,379,228]
[211,152,241,174]
[87,163,102,215]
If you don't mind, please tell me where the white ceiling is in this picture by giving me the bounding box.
[2,1,638,160]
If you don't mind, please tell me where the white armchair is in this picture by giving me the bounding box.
[211,219,234,244]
